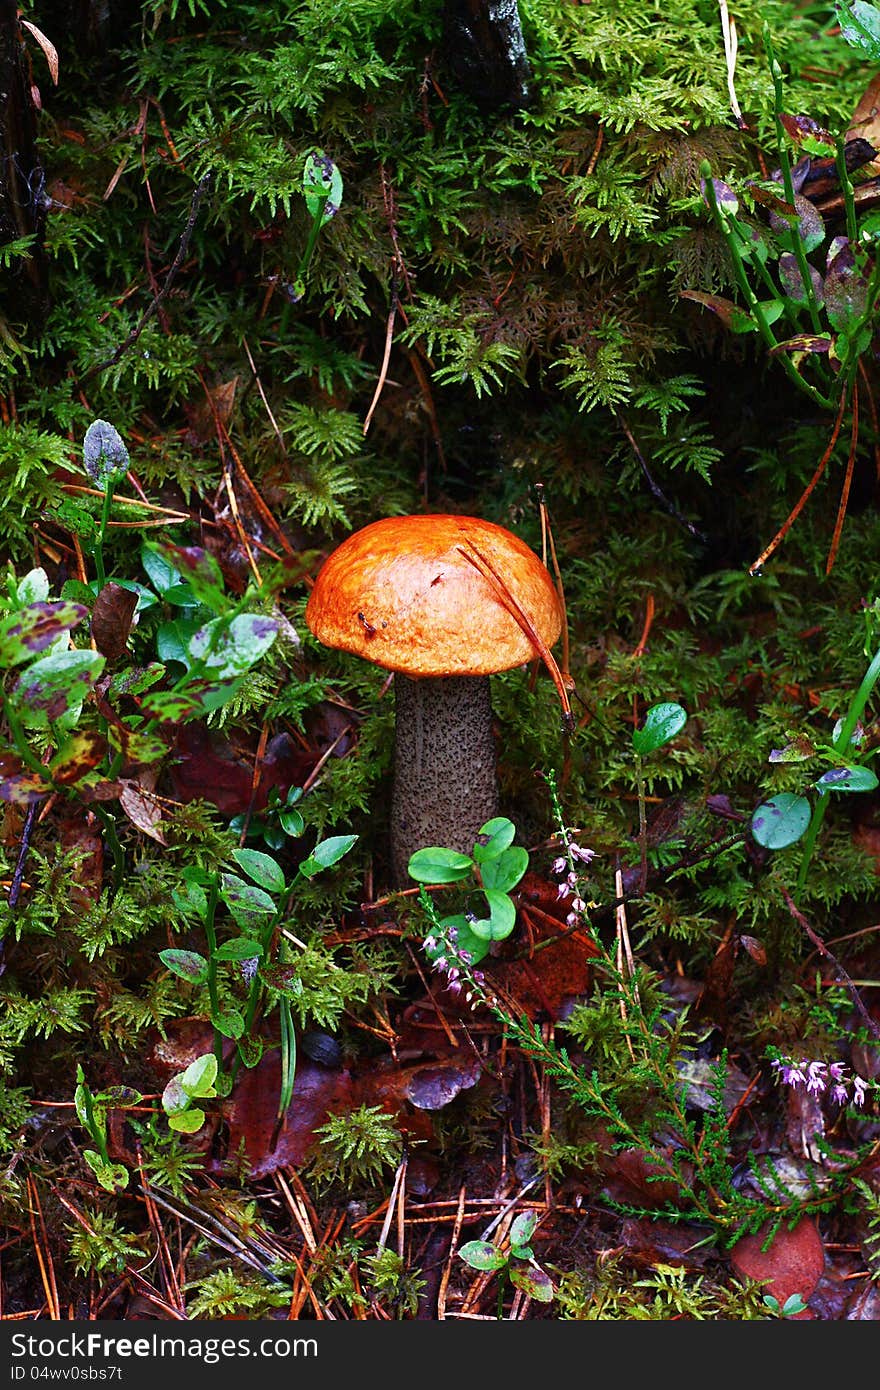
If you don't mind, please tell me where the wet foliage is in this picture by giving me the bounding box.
[2,0,880,1322]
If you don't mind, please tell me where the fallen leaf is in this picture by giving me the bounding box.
[214,1052,354,1178]
[20,19,59,84]
[402,1056,482,1110]
[119,779,168,844]
[91,583,138,660]
[730,1218,824,1316]
[57,807,103,908]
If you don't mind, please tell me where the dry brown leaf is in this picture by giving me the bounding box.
[20,20,59,84]
[119,780,168,844]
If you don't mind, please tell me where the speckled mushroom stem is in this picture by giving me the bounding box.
[390,673,499,887]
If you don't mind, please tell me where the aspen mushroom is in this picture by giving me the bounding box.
[304,514,563,886]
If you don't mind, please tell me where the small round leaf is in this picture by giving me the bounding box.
[751,793,811,849]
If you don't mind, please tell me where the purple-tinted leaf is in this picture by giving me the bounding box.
[159,948,209,984]
[778,253,824,305]
[220,872,276,929]
[769,194,825,252]
[152,543,227,611]
[824,243,871,330]
[510,1210,539,1247]
[751,793,811,850]
[189,613,278,678]
[83,419,129,487]
[0,753,48,804]
[768,735,816,763]
[48,731,108,784]
[768,333,833,357]
[779,114,836,154]
[0,601,88,667]
[12,649,105,727]
[458,1241,507,1272]
[510,1263,555,1302]
[815,766,878,792]
[701,177,738,214]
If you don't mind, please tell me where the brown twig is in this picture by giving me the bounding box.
[780,886,880,1040]
[81,172,213,383]
[825,379,859,575]
[749,384,848,575]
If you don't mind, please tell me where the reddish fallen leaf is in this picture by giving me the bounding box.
[57,807,104,907]
[213,1052,354,1178]
[848,73,880,176]
[845,1281,880,1319]
[91,582,138,660]
[618,1217,712,1268]
[169,725,310,815]
[488,871,597,1020]
[740,934,767,965]
[853,821,880,873]
[599,1145,692,1209]
[730,1218,824,1316]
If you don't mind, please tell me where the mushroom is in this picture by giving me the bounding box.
[304,514,563,886]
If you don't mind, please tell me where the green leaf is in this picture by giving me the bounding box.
[0,601,88,667]
[279,807,305,836]
[83,1151,129,1192]
[171,880,208,919]
[211,937,264,961]
[17,568,50,604]
[298,833,358,878]
[407,847,474,883]
[814,766,879,793]
[237,1034,264,1068]
[168,1107,206,1134]
[158,948,209,984]
[469,889,517,941]
[472,817,516,862]
[179,1053,218,1098]
[632,702,687,755]
[12,648,105,727]
[161,1076,189,1116]
[220,873,277,929]
[510,1263,554,1302]
[141,544,182,595]
[479,846,529,893]
[303,149,343,224]
[188,612,278,678]
[434,914,491,967]
[152,543,227,611]
[231,847,286,894]
[458,1240,507,1271]
[838,1,880,58]
[751,793,811,849]
[510,1211,539,1247]
[213,1007,245,1040]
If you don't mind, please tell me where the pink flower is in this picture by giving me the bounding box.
[853,1076,868,1108]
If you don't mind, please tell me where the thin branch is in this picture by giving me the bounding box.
[780,886,880,1040]
[81,172,213,383]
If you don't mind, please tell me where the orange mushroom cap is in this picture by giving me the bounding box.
[304,514,562,678]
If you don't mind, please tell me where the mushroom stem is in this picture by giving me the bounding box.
[390,673,499,887]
